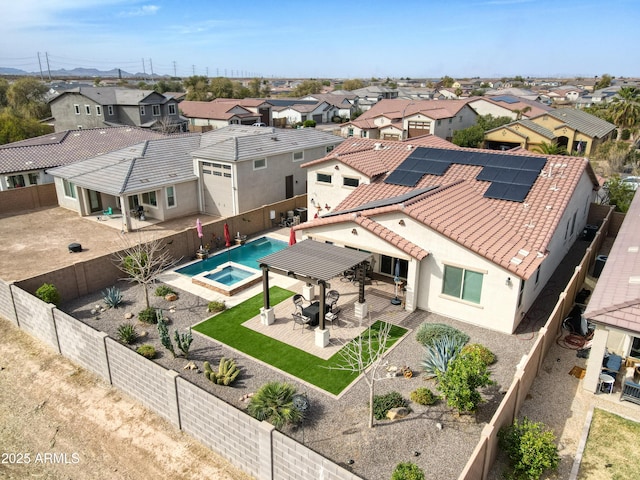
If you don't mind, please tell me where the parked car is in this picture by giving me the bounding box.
[621,176,640,191]
[252,122,267,127]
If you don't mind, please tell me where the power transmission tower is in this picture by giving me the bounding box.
[149,58,154,78]
[37,52,44,80]
[173,61,177,77]
[45,52,52,80]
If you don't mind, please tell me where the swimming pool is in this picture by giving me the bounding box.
[176,236,287,277]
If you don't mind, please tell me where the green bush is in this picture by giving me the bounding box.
[391,462,425,480]
[117,323,137,344]
[155,285,175,297]
[421,335,466,378]
[498,417,559,480]
[138,307,159,324]
[415,322,469,348]
[247,381,304,428]
[372,391,408,420]
[208,300,227,313]
[103,286,123,308]
[35,283,61,306]
[302,119,316,128]
[409,387,439,406]
[136,344,156,359]
[436,351,493,414]
[461,343,496,365]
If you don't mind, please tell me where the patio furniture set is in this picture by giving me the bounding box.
[292,290,341,332]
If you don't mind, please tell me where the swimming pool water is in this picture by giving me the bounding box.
[176,236,287,277]
[205,266,254,286]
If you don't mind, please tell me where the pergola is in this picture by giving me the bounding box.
[258,239,372,346]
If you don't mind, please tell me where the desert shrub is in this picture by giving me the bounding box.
[117,323,137,344]
[415,322,469,348]
[207,300,227,313]
[35,283,61,306]
[247,381,303,428]
[461,343,496,365]
[421,335,466,378]
[102,286,123,308]
[498,417,559,480]
[136,344,156,359]
[410,387,439,406]
[138,307,159,324]
[391,462,425,480]
[303,119,316,128]
[154,285,175,297]
[372,391,408,420]
[436,351,493,414]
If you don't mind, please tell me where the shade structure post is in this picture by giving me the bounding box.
[261,264,270,310]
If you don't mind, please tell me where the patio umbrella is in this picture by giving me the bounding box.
[391,259,402,305]
[196,218,203,250]
[289,228,297,246]
[223,223,232,248]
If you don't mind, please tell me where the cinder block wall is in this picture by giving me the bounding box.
[0,280,17,325]
[10,285,59,352]
[0,184,58,215]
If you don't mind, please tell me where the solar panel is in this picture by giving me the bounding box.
[476,166,502,182]
[421,160,451,175]
[485,182,531,202]
[491,95,519,104]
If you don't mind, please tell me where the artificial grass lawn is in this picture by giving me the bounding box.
[193,286,407,395]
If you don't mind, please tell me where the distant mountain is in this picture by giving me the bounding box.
[0,67,163,78]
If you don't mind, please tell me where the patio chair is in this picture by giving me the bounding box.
[293,294,310,309]
[325,307,341,328]
[292,312,311,332]
[326,290,340,312]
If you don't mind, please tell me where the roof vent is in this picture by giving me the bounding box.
[374,142,382,150]
[407,145,413,150]
[629,276,640,285]
[628,246,639,253]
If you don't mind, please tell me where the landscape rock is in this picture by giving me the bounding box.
[386,407,409,420]
[165,293,178,302]
[124,312,133,320]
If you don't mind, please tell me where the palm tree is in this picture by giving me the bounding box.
[247,381,303,429]
[609,87,640,140]
[532,142,567,155]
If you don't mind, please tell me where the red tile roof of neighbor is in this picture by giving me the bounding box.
[300,137,598,280]
[179,100,254,119]
[584,192,640,333]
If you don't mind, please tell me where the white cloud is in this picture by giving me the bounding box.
[118,5,160,17]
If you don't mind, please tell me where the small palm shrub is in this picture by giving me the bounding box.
[154,285,175,297]
[372,391,408,420]
[421,335,466,378]
[136,344,156,359]
[138,307,159,324]
[207,300,227,313]
[391,462,425,480]
[410,387,439,406]
[35,283,61,306]
[117,323,137,344]
[415,322,469,348]
[498,417,559,480]
[103,286,123,308]
[461,343,496,365]
[248,382,304,428]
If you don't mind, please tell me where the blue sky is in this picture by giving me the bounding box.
[2,0,638,79]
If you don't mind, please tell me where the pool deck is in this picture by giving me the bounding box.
[160,230,410,360]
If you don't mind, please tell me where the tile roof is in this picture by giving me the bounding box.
[351,99,472,128]
[584,194,640,334]
[0,127,168,175]
[302,140,597,279]
[49,87,165,106]
[179,100,254,119]
[467,96,552,118]
[544,108,616,138]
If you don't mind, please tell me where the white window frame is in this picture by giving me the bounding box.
[152,104,161,116]
[168,103,176,115]
[166,186,176,208]
[141,190,157,207]
[140,105,146,116]
[107,105,114,116]
[343,176,359,188]
[441,263,484,305]
[74,104,81,115]
[316,172,332,184]
[95,105,102,116]
[63,179,77,199]
[293,151,304,162]
[253,158,267,170]
[85,105,91,115]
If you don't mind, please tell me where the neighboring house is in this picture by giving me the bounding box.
[48,87,188,133]
[484,87,542,102]
[0,127,168,191]
[300,93,358,120]
[350,86,399,111]
[270,100,336,126]
[484,108,616,156]
[583,192,640,396]
[47,125,343,230]
[575,87,621,109]
[340,98,477,141]
[179,100,263,130]
[299,136,599,334]
[467,95,552,120]
[545,86,585,104]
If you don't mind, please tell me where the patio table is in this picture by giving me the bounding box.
[302,301,329,327]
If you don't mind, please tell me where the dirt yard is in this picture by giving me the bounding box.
[0,317,251,480]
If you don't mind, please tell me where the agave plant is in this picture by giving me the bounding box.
[103,286,123,309]
[421,335,466,379]
[247,382,303,428]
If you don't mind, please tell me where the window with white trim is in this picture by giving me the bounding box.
[96,105,102,116]
[166,186,176,208]
[152,104,161,116]
[63,179,77,199]
[85,105,91,115]
[28,173,38,185]
[293,151,304,162]
[442,265,483,304]
[253,158,267,170]
[141,191,157,207]
[140,106,146,116]
[107,105,114,116]
[168,104,176,115]
[326,145,335,153]
[74,104,81,115]
[343,177,359,188]
[316,172,332,184]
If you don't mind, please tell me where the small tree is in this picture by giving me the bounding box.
[35,283,61,306]
[436,349,493,414]
[391,462,425,480]
[498,417,559,480]
[329,319,395,428]
[605,175,636,212]
[112,233,179,309]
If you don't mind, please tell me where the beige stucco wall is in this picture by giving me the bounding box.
[306,161,365,216]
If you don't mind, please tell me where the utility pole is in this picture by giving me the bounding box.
[45,52,52,80]
[149,58,154,78]
[173,61,177,77]
[37,52,44,80]
[142,58,146,80]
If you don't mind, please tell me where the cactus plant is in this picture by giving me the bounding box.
[103,286,123,308]
[157,315,176,357]
[421,335,466,379]
[174,329,193,359]
[203,357,241,386]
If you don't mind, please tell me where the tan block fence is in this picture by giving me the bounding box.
[0,202,617,480]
